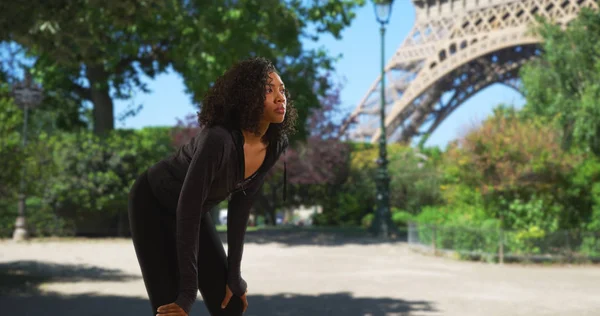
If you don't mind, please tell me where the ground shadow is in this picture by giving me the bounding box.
[1,291,438,316]
[240,292,438,316]
[0,260,438,315]
[0,260,140,296]
[222,228,408,247]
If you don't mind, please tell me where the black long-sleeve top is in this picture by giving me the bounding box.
[146,125,288,314]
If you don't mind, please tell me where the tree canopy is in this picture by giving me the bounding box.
[521,7,600,155]
[0,0,365,137]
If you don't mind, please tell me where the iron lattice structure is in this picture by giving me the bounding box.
[341,0,599,144]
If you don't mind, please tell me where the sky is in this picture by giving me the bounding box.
[113,0,526,149]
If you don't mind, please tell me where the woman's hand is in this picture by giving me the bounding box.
[221,284,248,312]
[156,302,187,316]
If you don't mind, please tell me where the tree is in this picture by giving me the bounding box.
[0,84,23,200]
[388,147,443,215]
[0,0,365,136]
[520,8,600,155]
[444,105,579,230]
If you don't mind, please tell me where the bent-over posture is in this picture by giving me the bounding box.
[128,57,297,316]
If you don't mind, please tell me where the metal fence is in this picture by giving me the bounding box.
[407,222,600,263]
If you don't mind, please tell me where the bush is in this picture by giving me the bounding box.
[361,213,374,229]
[316,143,443,227]
[0,126,176,237]
[391,208,414,228]
[0,198,75,238]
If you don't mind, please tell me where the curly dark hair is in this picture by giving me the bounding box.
[197,57,298,144]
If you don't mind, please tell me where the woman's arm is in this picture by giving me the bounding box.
[225,174,264,296]
[225,136,288,297]
[173,128,226,314]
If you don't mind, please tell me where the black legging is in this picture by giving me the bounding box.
[128,171,244,315]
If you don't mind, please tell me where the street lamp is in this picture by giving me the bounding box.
[11,73,43,241]
[370,0,396,238]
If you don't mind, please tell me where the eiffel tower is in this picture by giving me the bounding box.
[341,0,599,144]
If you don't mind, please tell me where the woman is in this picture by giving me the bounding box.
[128,57,297,316]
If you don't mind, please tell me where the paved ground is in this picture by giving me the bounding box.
[0,231,599,316]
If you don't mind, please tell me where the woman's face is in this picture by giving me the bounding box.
[262,72,286,124]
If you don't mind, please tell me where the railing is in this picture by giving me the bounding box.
[407,222,600,263]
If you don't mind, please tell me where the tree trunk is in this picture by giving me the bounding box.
[268,185,278,226]
[117,209,128,237]
[86,65,114,136]
[210,205,220,226]
[266,208,276,225]
[256,188,273,225]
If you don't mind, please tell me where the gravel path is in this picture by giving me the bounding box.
[0,232,599,316]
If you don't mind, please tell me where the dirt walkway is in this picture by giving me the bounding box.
[0,233,599,316]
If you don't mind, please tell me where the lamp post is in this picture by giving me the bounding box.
[370,0,395,238]
[11,73,43,241]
